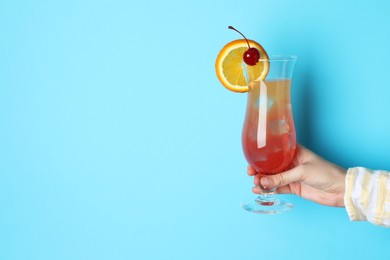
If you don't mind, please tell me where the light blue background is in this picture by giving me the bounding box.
[1,0,390,259]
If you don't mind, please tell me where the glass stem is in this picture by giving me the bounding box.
[255,186,278,206]
[257,184,276,195]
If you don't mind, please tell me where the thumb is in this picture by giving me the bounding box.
[261,167,303,188]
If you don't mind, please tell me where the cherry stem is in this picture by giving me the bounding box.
[228,26,251,49]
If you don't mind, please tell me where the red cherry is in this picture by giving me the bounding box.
[244,48,260,66]
[228,26,260,66]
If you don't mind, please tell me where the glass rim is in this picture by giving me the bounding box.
[258,55,298,62]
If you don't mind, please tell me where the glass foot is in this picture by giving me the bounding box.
[241,195,293,214]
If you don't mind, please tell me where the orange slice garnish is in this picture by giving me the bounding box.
[215,39,269,93]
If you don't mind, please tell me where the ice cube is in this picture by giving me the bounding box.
[269,119,290,135]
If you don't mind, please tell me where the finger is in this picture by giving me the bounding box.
[247,165,257,176]
[252,186,261,194]
[254,175,260,186]
[260,167,303,188]
[275,185,293,194]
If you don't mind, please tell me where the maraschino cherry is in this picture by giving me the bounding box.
[228,26,260,66]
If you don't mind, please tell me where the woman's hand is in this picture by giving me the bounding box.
[247,145,347,207]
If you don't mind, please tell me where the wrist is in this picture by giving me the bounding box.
[334,165,347,207]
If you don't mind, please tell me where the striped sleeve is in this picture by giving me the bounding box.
[344,167,390,227]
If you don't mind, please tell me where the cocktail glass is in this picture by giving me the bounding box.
[241,55,298,214]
